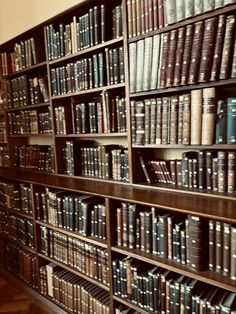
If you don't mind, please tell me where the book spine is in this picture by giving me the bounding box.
[219,15,236,80]
[129,43,137,93]
[185,0,194,18]
[217,151,227,193]
[215,100,227,144]
[198,17,218,83]
[182,94,191,145]
[169,95,178,144]
[159,33,170,88]
[173,27,186,87]
[188,21,204,85]
[142,37,153,91]
[227,97,236,144]
[135,39,145,92]
[190,89,203,145]
[201,87,216,145]
[180,24,194,86]
[194,0,204,15]
[228,151,236,193]
[164,0,176,25]
[166,29,178,87]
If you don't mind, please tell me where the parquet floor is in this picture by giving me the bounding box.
[0,277,51,314]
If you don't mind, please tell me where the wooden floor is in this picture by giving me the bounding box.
[0,277,51,314]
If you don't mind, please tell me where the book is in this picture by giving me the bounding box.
[164,0,176,25]
[188,21,204,85]
[150,34,161,90]
[129,42,137,93]
[198,17,217,83]
[166,29,178,87]
[219,15,236,80]
[180,24,194,86]
[190,89,202,145]
[142,37,153,91]
[173,27,186,87]
[227,97,236,144]
[215,99,227,144]
[201,88,216,145]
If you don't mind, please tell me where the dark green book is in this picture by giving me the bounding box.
[227,97,236,144]
[215,100,227,144]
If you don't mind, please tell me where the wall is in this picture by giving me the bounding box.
[0,0,85,44]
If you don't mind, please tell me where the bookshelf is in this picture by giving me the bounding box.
[0,0,236,313]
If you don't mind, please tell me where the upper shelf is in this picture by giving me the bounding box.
[128,3,236,43]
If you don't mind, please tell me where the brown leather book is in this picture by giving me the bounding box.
[210,15,226,81]
[166,29,178,87]
[182,94,191,145]
[227,151,236,193]
[173,27,186,87]
[217,151,227,193]
[198,17,218,83]
[136,0,142,36]
[180,24,194,86]
[209,219,215,271]
[158,0,164,28]
[153,0,159,30]
[131,0,137,37]
[201,87,216,145]
[169,95,179,144]
[215,220,223,273]
[159,32,170,88]
[222,222,231,277]
[127,0,133,38]
[188,21,204,85]
[219,15,236,80]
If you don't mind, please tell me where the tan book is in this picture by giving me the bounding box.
[190,89,203,145]
[201,87,216,145]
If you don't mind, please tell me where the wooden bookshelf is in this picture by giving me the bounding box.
[1,0,236,313]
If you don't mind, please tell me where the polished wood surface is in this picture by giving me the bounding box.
[0,277,50,314]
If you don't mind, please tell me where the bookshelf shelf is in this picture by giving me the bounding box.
[8,209,33,219]
[49,37,124,66]
[38,253,110,292]
[7,102,50,112]
[128,3,236,43]
[36,220,108,248]
[112,246,236,292]
[51,83,126,100]
[133,144,236,149]
[1,0,236,313]
[2,61,47,79]
[55,132,128,138]
[130,78,236,98]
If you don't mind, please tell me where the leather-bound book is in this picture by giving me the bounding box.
[222,222,231,277]
[159,32,170,88]
[150,34,161,90]
[210,15,226,82]
[180,24,194,86]
[219,15,236,80]
[194,0,203,15]
[227,97,236,144]
[173,27,186,87]
[188,21,204,85]
[198,17,218,83]
[217,151,227,193]
[169,95,179,144]
[230,225,236,280]
[227,151,236,193]
[190,89,203,145]
[166,29,178,87]
[215,99,227,144]
[201,87,216,145]
[176,0,185,21]
[158,0,165,28]
[127,0,133,38]
[164,0,176,25]
[209,219,216,271]
[182,94,191,145]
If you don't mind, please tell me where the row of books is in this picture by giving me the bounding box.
[40,265,110,313]
[131,91,236,146]
[8,215,35,249]
[79,144,129,182]
[50,47,124,96]
[129,15,236,93]
[0,116,7,143]
[126,0,235,38]
[14,145,55,172]
[40,226,109,285]
[0,146,10,167]
[112,257,236,312]
[140,150,236,193]
[116,203,236,278]
[0,210,8,233]
[5,242,38,289]
[9,75,49,108]
[8,108,52,135]
[46,3,122,61]
[72,95,127,135]
[164,0,236,25]
[0,181,32,214]
[35,189,106,239]
[0,37,43,76]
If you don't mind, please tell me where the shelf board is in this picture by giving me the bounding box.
[51,83,126,100]
[0,142,7,145]
[130,78,236,98]
[8,208,33,219]
[132,144,236,149]
[113,296,151,314]
[55,132,127,138]
[36,220,108,248]
[38,253,110,291]
[7,102,50,112]
[10,133,53,137]
[0,167,235,222]
[112,246,236,293]
[128,3,236,43]
[2,61,47,79]
[49,37,123,65]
